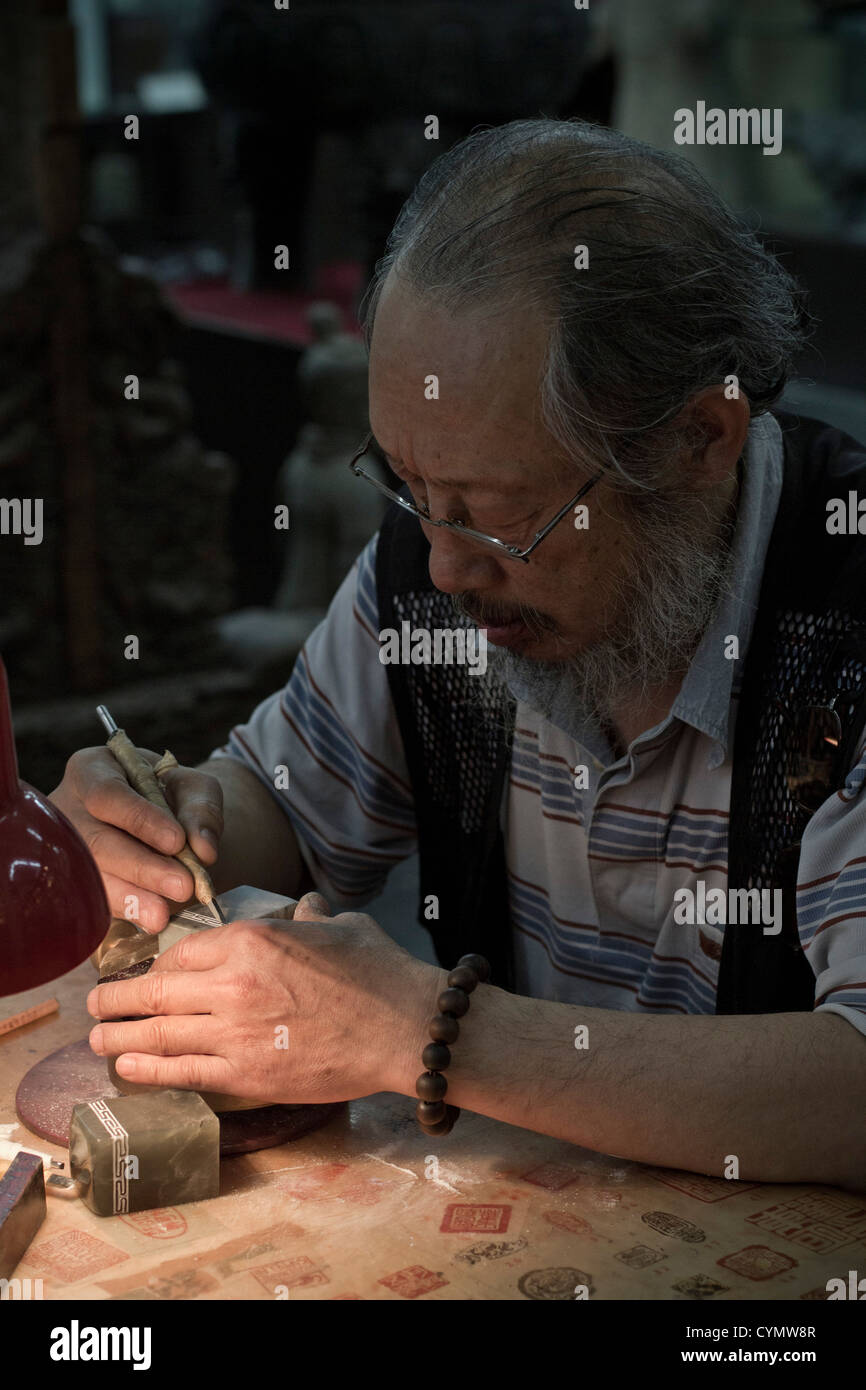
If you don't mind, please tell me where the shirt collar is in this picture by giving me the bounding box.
[670,410,784,768]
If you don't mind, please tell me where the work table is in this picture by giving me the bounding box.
[1,961,863,1301]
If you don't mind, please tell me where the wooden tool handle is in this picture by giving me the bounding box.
[106,730,217,907]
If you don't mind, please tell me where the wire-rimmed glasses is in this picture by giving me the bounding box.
[348,432,603,563]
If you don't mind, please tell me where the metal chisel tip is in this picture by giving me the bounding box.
[96,704,118,737]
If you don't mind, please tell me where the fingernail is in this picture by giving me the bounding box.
[90,1025,104,1052]
[158,827,181,853]
[199,826,218,850]
[165,874,186,898]
[115,1055,136,1077]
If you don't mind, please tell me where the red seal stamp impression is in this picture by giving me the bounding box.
[440,1203,511,1234]
[378,1266,449,1299]
[519,1162,579,1191]
[119,1208,188,1239]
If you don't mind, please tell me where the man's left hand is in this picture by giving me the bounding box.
[87,892,443,1104]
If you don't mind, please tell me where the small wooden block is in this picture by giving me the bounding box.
[0,1151,46,1278]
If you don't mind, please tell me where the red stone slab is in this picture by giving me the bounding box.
[15,1038,342,1157]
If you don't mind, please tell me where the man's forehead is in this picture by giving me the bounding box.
[370,273,547,384]
[368,278,561,491]
[369,430,545,495]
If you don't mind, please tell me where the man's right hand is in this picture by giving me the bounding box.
[50,748,224,932]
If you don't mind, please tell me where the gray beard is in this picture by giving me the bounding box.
[456,489,738,742]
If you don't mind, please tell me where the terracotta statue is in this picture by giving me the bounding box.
[273,301,384,613]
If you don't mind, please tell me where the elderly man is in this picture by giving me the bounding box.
[52,120,866,1187]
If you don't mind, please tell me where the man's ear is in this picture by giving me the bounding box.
[681,385,751,489]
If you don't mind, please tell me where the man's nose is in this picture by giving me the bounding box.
[425,523,501,595]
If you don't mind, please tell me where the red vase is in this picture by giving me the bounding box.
[0,656,110,996]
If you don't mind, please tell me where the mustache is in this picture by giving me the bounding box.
[451,591,559,639]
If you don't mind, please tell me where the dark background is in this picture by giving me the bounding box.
[2,0,865,799]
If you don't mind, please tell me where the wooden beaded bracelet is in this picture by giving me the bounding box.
[415,953,491,1136]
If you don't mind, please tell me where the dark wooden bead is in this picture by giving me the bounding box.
[457,953,490,983]
[429,1012,459,1044]
[416,1099,446,1125]
[437,986,469,1017]
[422,1041,451,1071]
[416,1071,448,1101]
[419,1115,452,1136]
[447,965,478,993]
[419,1103,460,1136]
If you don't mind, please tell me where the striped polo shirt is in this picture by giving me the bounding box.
[213,413,866,1039]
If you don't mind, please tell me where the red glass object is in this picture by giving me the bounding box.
[0,656,109,996]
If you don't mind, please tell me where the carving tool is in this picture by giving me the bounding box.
[96,705,226,924]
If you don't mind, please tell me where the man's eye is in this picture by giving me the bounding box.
[400,474,429,509]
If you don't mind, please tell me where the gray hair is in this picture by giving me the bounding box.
[360,118,809,493]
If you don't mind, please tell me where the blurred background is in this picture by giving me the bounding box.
[2,0,865,803]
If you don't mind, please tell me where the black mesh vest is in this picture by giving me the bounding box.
[375,412,866,1013]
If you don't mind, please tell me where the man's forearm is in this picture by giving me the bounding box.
[397,980,866,1189]
[197,758,312,900]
